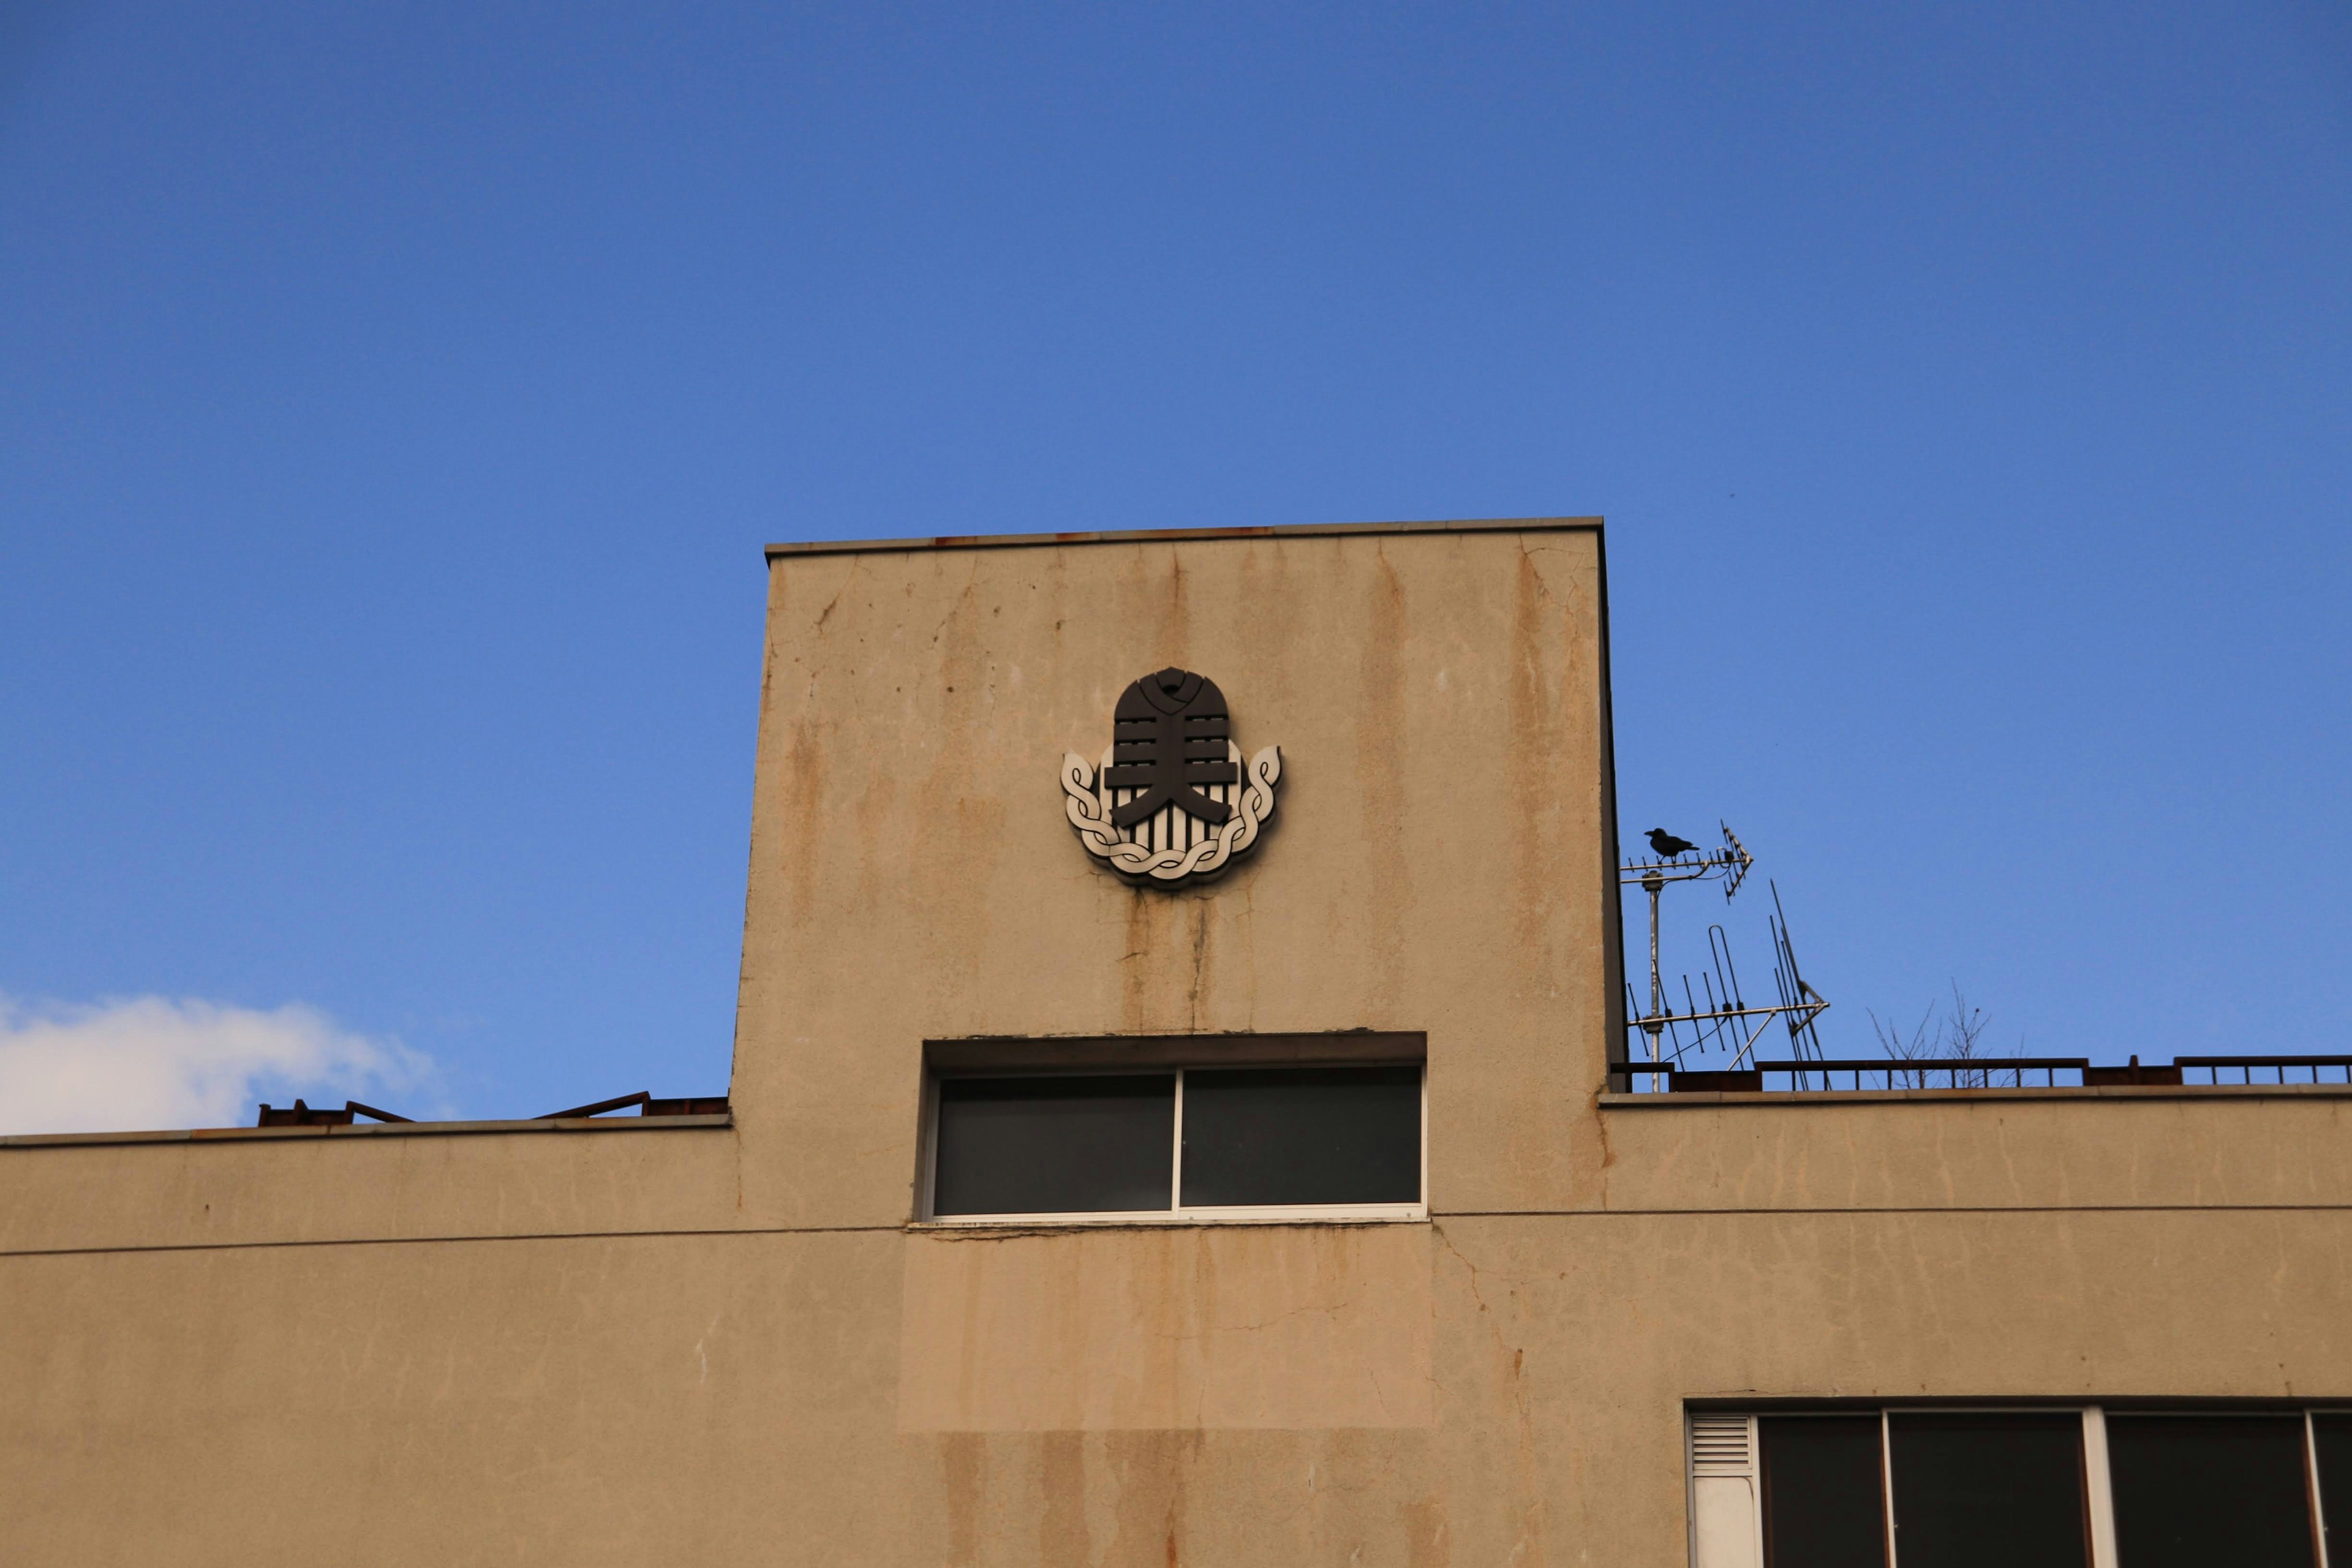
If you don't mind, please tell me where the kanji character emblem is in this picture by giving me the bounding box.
[1061,668,1282,888]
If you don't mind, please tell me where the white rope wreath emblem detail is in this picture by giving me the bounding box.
[1060,742,1281,885]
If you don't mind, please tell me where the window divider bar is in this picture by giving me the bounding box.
[2082,1405,2118,1568]
[915,1071,941,1223]
[2310,1411,2334,1568]
[1746,1414,1764,1568]
[1169,1067,1186,1213]
[1419,1065,1430,1213]
[1881,1410,1899,1568]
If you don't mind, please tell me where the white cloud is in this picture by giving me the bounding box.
[0,994,436,1136]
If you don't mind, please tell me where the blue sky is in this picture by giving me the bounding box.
[2,2,2346,1126]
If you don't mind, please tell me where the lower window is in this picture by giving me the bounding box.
[924,1063,1424,1222]
[1691,1406,2352,1568]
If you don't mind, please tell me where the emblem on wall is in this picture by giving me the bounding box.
[1061,668,1282,888]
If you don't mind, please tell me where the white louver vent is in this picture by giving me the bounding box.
[1690,1414,1755,1476]
[1689,1414,1762,1568]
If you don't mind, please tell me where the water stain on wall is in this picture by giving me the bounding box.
[897,1225,1435,1433]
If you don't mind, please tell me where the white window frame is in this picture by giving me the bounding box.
[2313,1409,2338,1568]
[1690,1403,2346,1568]
[914,1061,1428,1227]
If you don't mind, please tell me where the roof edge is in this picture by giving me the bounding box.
[765,515,1604,560]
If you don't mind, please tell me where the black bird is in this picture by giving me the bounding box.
[1647,827,1697,859]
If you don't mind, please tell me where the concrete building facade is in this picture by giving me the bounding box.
[5,518,2349,1565]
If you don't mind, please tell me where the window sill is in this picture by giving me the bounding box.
[912,1203,1427,1230]
[0,1112,733,1150]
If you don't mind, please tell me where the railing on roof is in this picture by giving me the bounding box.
[1616,1055,2352,1094]
[2176,1057,2352,1087]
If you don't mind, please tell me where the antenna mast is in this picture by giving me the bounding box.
[1619,824,1829,1068]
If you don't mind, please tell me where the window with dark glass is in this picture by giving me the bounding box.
[2106,1414,2316,1568]
[1887,1413,2087,1568]
[1700,1407,2352,1568]
[1180,1065,1421,1207]
[927,1063,1423,1219]
[2315,1414,2352,1565]
[930,1074,1175,1216]
[1760,1415,1885,1568]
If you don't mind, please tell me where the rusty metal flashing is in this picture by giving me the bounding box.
[0,1112,732,1151]
[255,1098,412,1127]
[764,515,1604,560]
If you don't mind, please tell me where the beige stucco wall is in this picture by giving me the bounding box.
[4,520,2347,1566]
[733,522,1623,1226]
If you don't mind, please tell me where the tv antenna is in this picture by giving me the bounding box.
[1620,824,1829,1067]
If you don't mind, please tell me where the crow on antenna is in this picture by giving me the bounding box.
[1647,827,1697,859]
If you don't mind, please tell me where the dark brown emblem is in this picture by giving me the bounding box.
[1061,668,1284,888]
[1104,668,1240,829]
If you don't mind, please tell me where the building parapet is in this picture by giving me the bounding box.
[0,1110,732,1152]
